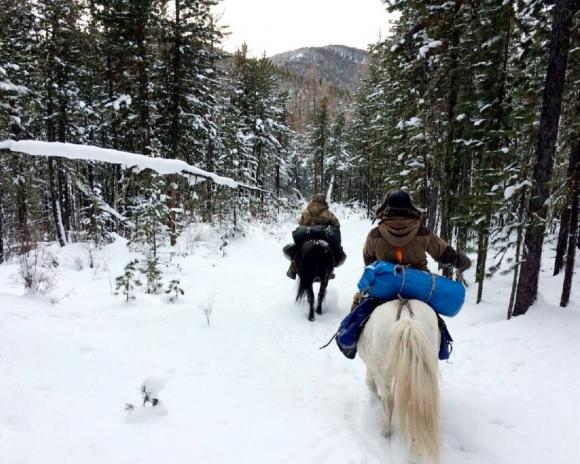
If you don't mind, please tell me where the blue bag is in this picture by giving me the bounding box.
[335,298,385,359]
[357,261,465,317]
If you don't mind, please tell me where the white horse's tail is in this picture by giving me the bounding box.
[386,318,440,463]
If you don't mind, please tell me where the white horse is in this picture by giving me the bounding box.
[357,299,441,463]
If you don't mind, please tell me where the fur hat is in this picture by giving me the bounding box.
[310,193,328,207]
[375,189,423,219]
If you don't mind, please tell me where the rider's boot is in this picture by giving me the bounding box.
[286,261,297,280]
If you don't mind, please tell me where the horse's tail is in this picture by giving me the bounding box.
[295,241,331,302]
[386,318,440,463]
[296,271,314,301]
[295,260,315,302]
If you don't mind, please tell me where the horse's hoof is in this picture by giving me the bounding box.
[316,309,322,315]
[308,316,315,321]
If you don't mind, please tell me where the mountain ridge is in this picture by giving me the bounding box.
[270,45,369,130]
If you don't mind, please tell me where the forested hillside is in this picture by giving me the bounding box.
[271,45,368,130]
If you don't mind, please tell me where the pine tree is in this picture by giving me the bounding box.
[165,278,184,303]
[128,179,171,257]
[141,255,163,295]
[115,259,142,302]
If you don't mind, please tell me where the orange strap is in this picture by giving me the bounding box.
[395,247,404,264]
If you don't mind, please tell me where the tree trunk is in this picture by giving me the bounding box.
[136,9,151,156]
[560,136,580,306]
[476,214,491,304]
[513,0,578,316]
[440,0,462,262]
[555,94,580,275]
[508,191,527,319]
[0,185,4,264]
[170,179,177,247]
[554,201,571,275]
[170,0,181,161]
[45,10,67,247]
[48,159,66,247]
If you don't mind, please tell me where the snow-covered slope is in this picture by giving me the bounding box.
[0,208,578,463]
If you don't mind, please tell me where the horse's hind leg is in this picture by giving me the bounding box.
[365,369,379,396]
[382,390,394,437]
[316,278,328,315]
[307,286,315,321]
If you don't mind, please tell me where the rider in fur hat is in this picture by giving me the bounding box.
[353,189,471,307]
[286,194,342,279]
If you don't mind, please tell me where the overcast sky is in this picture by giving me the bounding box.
[216,0,394,57]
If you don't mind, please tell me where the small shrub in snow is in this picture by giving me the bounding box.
[182,222,214,253]
[200,294,215,326]
[73,256,84,271]
[18,247,58,295]
[115,260,142,302]
[165,279,184,303]
[140,255,163,295]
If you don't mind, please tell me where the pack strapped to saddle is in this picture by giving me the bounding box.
[331,297,454,361]
[291,225,346,267]
[438,315,453,361]
[358,261,466,317]
[292,225,341,248]
[333,298,385,359]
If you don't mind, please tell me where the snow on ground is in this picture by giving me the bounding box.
[1,207,579,464]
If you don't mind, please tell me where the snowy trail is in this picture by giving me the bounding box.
[1,209,579,464]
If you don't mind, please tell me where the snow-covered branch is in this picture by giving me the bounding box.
[0,140,243,189]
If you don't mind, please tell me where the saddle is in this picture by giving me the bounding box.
[334,297,453,361]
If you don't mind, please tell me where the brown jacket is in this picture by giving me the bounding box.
[363,217,460,271]
[299,201,340,228]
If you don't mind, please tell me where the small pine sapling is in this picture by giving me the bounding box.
[141,255,163,294]
[165,279,184,303]
[115,259,142,302]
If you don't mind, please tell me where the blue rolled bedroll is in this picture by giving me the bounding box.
[357,261,466,317]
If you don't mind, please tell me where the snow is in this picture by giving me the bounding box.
[0,208,579,464]
[429,2,456,12]
[0,80,29,94]
[0,140,239,189]
[504,181,532,200]
[396,117,423,130]
[109,94,132,110]
[483,36,502,49]
[419,40,443,59]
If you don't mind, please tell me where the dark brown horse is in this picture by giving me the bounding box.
[295,240,334,321]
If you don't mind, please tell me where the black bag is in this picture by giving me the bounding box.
[282,243,296,260]
[292,225,346,267]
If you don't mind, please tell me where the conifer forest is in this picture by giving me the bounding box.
[1,1,579,314]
